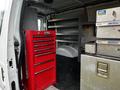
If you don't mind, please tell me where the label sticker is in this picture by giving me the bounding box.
[97,10,106,15]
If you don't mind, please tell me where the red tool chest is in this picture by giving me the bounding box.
[24,30,56,90]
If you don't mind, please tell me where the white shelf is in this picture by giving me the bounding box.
[48,24,78,29]
[48,17,78,22]
[56,40,78,43]
[57,33,79,36]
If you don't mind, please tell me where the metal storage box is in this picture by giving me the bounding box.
[81,54,120,90]
[87,1,119,22]
[96,7,120,23]
[85,43,96,54]
[24,30,56,90]
[96,40,120,57]
[97,26,120,39]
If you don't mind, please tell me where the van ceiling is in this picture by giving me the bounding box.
[27,0,118,15]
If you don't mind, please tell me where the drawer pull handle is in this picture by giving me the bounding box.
[33,39,54,43]
[35,50,55,55]
[35,66,54,75]
[34,43,55,48]
[33,36,54,38]
[34,47,54,52]
[97,62,109,78]
[35,52,55,57]
[44,32,50,35]
[34,59,54,66]
[112,10,117,19]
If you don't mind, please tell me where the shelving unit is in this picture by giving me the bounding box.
[57,33,79,36]
[47,16,95,90]
[47,17,79,48]
[48,17,78,22]
[47,17,95,52]
[47,17,96,62]
[81,22,95,26]
[48,24,78,29]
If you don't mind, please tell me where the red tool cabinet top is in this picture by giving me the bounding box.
[24,30,56,90]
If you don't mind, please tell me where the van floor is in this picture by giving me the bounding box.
[56,79,80,90]
[56,55,80,90]
[46,83,80,90]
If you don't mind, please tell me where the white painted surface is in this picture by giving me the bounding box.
[0,0,23,90]
[7,0,23,90]
[0,0,14,89]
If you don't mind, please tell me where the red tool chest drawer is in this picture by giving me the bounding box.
[24,30,56,90]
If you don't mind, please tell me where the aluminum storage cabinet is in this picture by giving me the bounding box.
[81,54,120,90]
[96,7,120,23]
[96,40,120,57]
[97,26,120,39]
[24,30,56,90]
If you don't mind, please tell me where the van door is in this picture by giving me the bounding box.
[0,0,23,90]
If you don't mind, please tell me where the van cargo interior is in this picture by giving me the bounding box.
[19,0,120,90]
